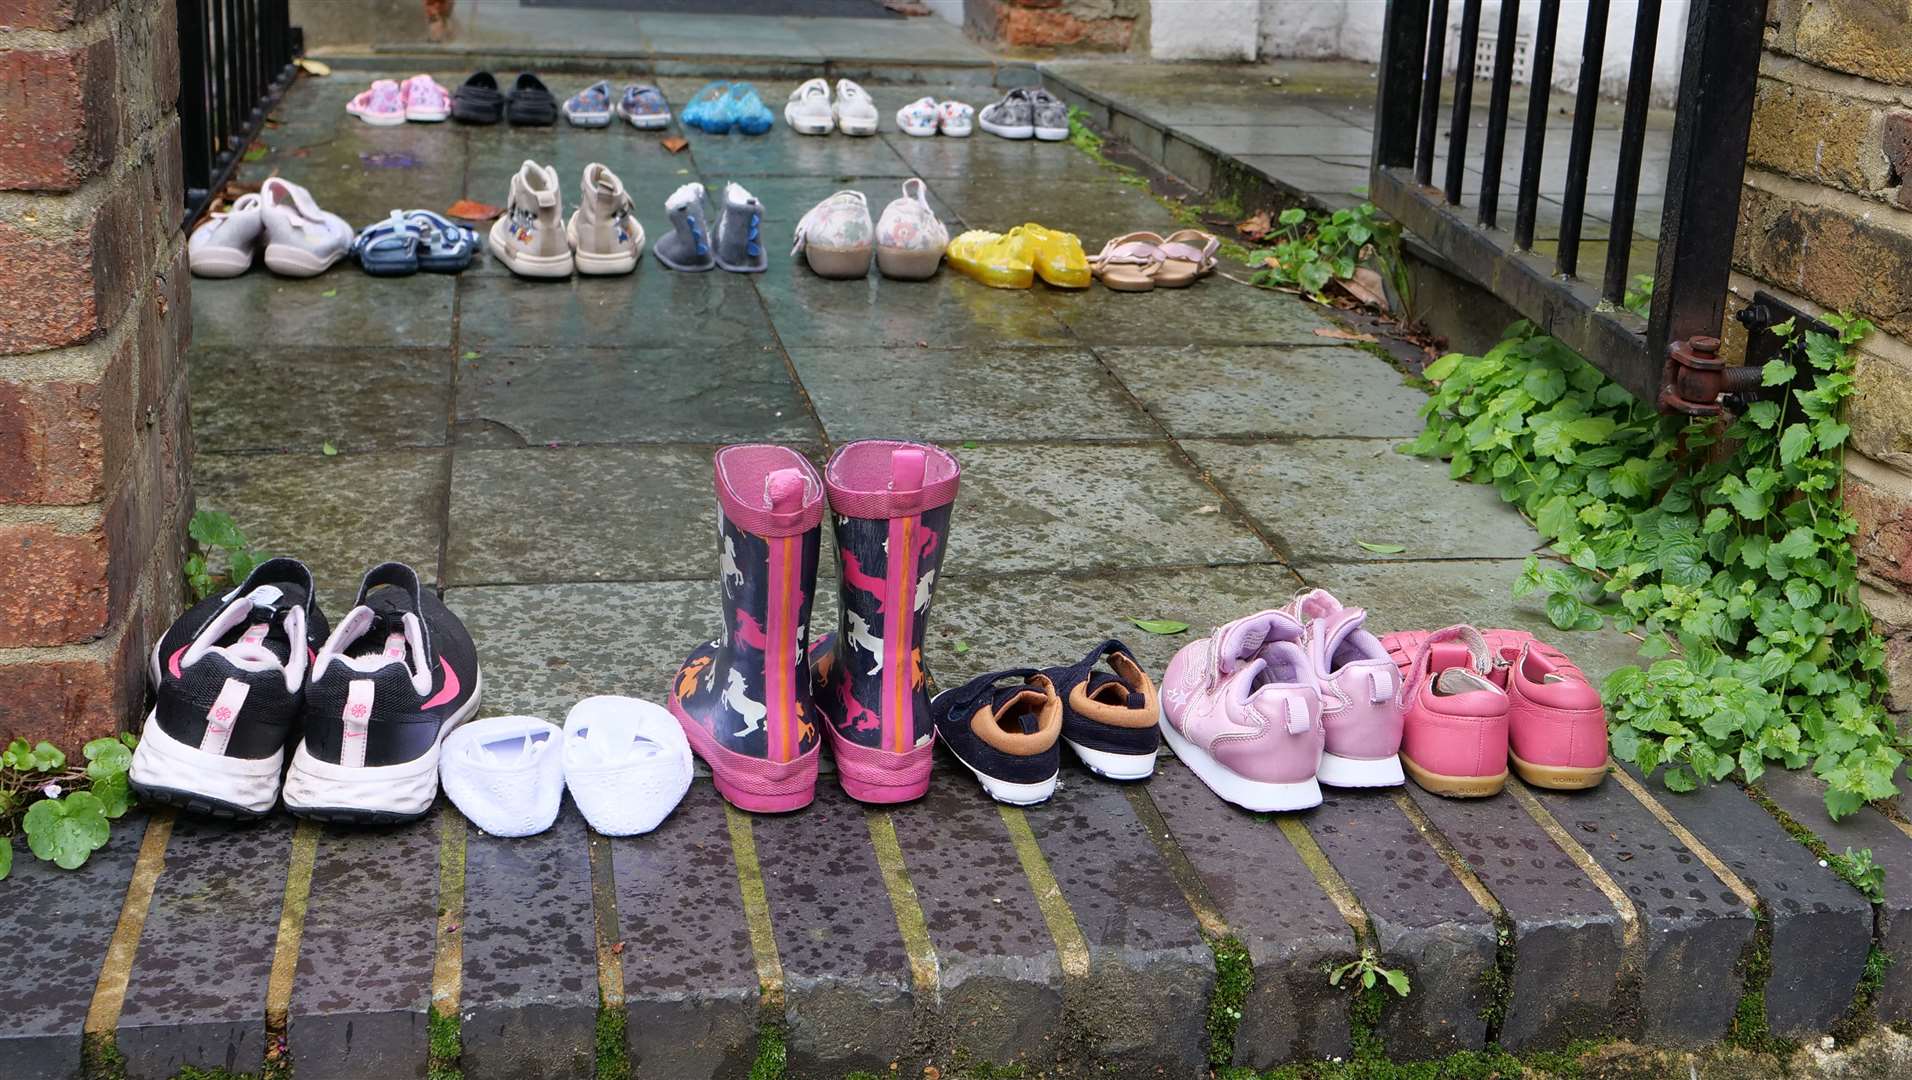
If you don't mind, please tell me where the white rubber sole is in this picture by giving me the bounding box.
[899,122,937,137]
[567,220,645,275]
[406,107,450,122]
[934,688,1059,805]
[349,108,406,127]
[263,242,345,278]
[1064,738,1158,781]
[1158,713,1322,812]
[784,108,834,135]
[836,115,878,137]
[1316,751,1405,788]
[127,706,285,815]
[1034,124,1069,141]
[488,216,574,278]
[190,247,253,278]
[617,105,670,130]
[941,122,973,138]
[282,668,484,818]
[564,109,612,127]
[979,115,1033,139]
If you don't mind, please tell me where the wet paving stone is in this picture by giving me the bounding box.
[1629,767,1873,1037]
[118,816,292,1080]
[889,773,1065,1067]
[193,450,447,615]
[1528,779,1753,1045]
[880,132,1115,183]
[290,823,439,1080]
[752,257,1076,349]
[464,126,694,218]
[461,802,597,1080]
[1146,763,1355,1066]
[1098,344,1429,439]
[685,125,918,178]
[751,784,916,1078]
[1756,768,1912,1023]
[789,345,1156,443]
[190,346,451,454]
[933,176,1183,244]
[447,444,746,585]
[275,123,468,229]
[1020,768,1213,1072]
[611,784,760,1079]
[458,269,776,352]
[453,346,817,447]
[946,441,1271,575]
[1403,786,1623,1050]
[0,813,146,1080]
[1184,438,1543,565]
[192,272,456,350]
[1303,790,1496,1057]
[1040,276,1338,347]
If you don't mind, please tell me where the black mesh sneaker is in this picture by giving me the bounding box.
[128,557,329,818]
[1043,639,1162,781]
[929,668,1063,805]
[283,563,482,823]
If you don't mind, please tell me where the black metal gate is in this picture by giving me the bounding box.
[1370,0,1767,410]
[177,0,301,228]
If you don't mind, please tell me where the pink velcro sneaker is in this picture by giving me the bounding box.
[1158,610,1324,812]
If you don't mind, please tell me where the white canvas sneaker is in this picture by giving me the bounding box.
[832,79,879,137]
[487,159,574,278]
[258,179,353,277]
[189,193,264,277]
[784,77,834,135]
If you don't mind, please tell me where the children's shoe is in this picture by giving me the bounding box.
[896,95,938,137]
[284,562,483,823]
[562,79,614,127]
[1043,640,1160,780]
[833,78,879,136]
[617,83,671,129]
[346,79,405,126]
[723,82,774,135]
[1028,87,1070,141]
[505,72,559,126]
[567,163,644,275]
[1159,611,1324,812]
[875,178,948,280]
[487,159,574,278]
[938,100,975,137]
[400,74,450,122]
[352,210,423,277]
[1283,590,1404,788]
[931,669,1063,805]
[452,71,504,124]
[1382,628,1607,790]
[188,193,263,278]
[128,558,328,818]
[714,181,767,273]
[809,441,960,804]
[1389,625,1510,798]
[440,716,563,838]
[402,209,480,272]
[654,181,715,272]
[791,190,872,279]
[670,445,826,813]
[563,697,693,836]
[946,229,1033,289]
[1008,223,1089,289]
[978,87,1034,140]
[785,77,834,135]
[259,177,353,277]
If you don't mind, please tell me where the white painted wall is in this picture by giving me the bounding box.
[1152,0,1263,60]
[923,0,964,27]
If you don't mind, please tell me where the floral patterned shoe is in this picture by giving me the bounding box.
[875,179,948,280]
[562,80,614,127]
[791,190,872,279]
[346,79,405,126]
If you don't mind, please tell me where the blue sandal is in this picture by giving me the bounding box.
[352,211,423,276]
[402,210,479,272]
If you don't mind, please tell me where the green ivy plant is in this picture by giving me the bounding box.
[1402,316,1895,817]
[1247,204,1394,298]
[0,733,138,880]
[186,508,264,601]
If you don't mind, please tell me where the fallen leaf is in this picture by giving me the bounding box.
[295,57,332,76]
[960,440,978,450]
[662,136,689,154]
[321,441,338,456]
[1356,540,1406,554]
[242,144,270,163]
[1237,210,1274,242]
[611,941,626,955]
[952,639,970,655]
[1194,504,1220,514]
[1313,327,1379,343]
[462,350,480,361]
[446,198,503,221]
[1327,266,1390,313]
[1131,617,1191,635]
[319,288,337,298]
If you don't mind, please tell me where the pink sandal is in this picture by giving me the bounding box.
[1155,229,1220,288]
[1089,231,1165,292]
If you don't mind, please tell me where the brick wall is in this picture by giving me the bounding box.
[965,0,1146,52]
[1731,1,1912,717]
[0,0,193,749]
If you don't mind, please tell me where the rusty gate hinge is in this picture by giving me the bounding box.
[1657,335,1764,416]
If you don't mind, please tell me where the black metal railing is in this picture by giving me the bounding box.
[178,0,300,228]
[1371,0,1768,409]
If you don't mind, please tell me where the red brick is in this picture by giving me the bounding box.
[967,0,1135,48]
[0,617,140,751]
[0,40,121,192]
[0,344,130,506]
[0,0,111,32]
[1850,467,1912,590]
[0,181,141,353]
[136,247,188,422]
[0,518,107,648]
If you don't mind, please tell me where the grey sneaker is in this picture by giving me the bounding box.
[1028,88,1070,141]
[714,181,767,274]
[487,159,573,278]
[566,163,643,275]
[978,87,1034,140]
[654,181,715,272]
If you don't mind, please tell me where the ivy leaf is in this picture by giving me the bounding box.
[1130,618,1190,635]
[28,741,64,772]
[1772,527,1819,561]
[0,840,11,881]
[1813,419,1850,449]
[23,792,110,870]
[1422,354,1463,382]
[90,773,132,819]
[1524,367,1568,404]
[1761,359,1797,386]
[83,737,132,782]
[1728,485,1771,521]
[1778,424,1813,465]
[1546,593,1585,631]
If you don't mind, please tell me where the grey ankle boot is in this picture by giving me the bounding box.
[655,181,715,272]
[714,181,768,274]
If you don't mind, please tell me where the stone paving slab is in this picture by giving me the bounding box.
[890,773,1065,1067]
[1403,785,1624,1050]
[1632,767,1873,1038]
[930,175,1183,246]
[117,816,291,1080]
[0,814,146,1080]
[1097,344,1430,440]
[611,784,760,1079]
[291,823,439,1080]
[274,126,470,230]
[751,785,916,1078]
[1022,767,1213,1073]
[1040,278,1339,348]
[1303,790,1497,1057]
[1146,763,1356,1067]
[685,126,919,179]
[190,346,452,455]
[457,270,776,352]
[192,273,456,351]
[752,258,1076,350]
[460,802,598,1080]
[1528,779,1753,1046]
[880,131,1115,183]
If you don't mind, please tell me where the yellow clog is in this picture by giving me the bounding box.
[946,229,1034,289]
[1008,223,1090,289]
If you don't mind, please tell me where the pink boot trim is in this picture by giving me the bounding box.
[670,692,818,812]
[822,723,933,804]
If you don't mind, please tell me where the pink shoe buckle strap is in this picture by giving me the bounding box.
[1397,624,1491,709]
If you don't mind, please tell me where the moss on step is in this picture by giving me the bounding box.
[595,995,630,1080]
[427,1004,462,1080]
[1206,934,1254,1070]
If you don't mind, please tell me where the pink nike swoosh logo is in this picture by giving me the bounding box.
[421,658,462,710]
[167,646,189,679]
